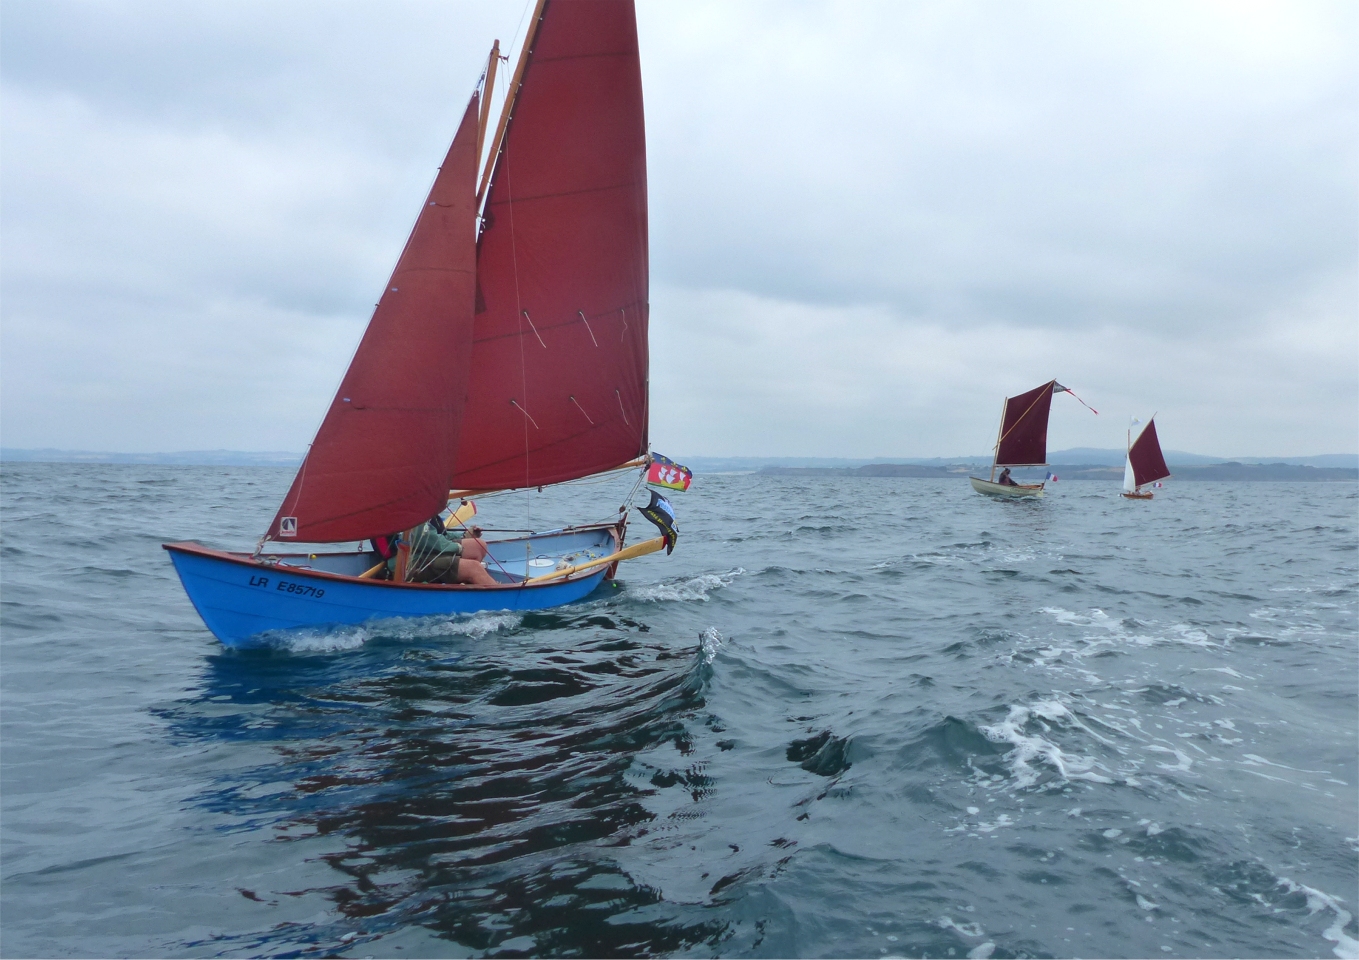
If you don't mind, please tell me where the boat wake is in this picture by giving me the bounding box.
[252,610,525,653]
[160,622,726,956]
[629,568,744,604]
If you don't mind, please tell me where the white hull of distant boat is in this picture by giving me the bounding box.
[969,476,1045,498]
[1120,416,1171,501]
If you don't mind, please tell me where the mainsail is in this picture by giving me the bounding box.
[995,380,1057,467]
[268,95,482,543]
[266,0,650,542]
[452,0,649,491]
[1125,419,1170,491]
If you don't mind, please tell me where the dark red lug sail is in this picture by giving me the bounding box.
[268,94,481,543]
[1129,419,1171,488]
[452,0,649,491]
[995,380,1057,467]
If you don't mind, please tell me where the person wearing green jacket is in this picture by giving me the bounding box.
[391,517,497,585]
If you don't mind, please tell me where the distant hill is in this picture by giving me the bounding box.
[757,461,1358,482]
[679,456,987,474]
[1047,448,1359,469]
[1,448,300,466]
[5,448,1356,477]
[684,452,1358,474]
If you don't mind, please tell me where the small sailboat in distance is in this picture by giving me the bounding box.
[970,380,1095,499]
[1122,417,1170,499]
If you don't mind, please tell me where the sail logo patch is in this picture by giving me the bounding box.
[279,517,298,537]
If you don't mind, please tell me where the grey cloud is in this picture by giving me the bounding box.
[1,0,1354,456]
[641,1,1357,337]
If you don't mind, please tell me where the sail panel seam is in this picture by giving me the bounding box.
[530,50,633,66]
[484,181,639,207]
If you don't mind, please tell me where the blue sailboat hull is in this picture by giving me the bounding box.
[164,526,619,647]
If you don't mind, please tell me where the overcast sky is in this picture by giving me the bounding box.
[3,0,1355,458]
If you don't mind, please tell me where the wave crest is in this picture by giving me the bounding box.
[631,568,744,603]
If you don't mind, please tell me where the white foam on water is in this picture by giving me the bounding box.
[1035,607,1223,657]
[1199,666,1251,679]
[938,916,986,939]
[263,610,523,653]
[263,624,370,653]
[631,568,743,603]
[968,943,996,959]
[909,542,1048,568]
[1243,753,1316,772]
[980,701,1116,789]
[1147,744,1193,772]
[1276,877,1359,959]
[700,627,723,664]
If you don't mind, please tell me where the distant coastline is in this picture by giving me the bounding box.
[754,462,1359,482]
[0,448,301,467]
[2,448,1356,480]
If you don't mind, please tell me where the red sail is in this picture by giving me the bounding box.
[268,95,481,543]
[451,0,649,491]
[995,380,1056,467]
[1129,419,1171,487]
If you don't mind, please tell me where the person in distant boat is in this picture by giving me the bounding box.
[997,467,1018,486]
[396,516,497,586]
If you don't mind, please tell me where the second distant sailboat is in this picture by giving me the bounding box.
[1122,417,1171,499]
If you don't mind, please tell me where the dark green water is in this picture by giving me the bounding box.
[2,463,1356,958]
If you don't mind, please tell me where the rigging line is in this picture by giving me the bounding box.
[622,462,647,510]
[995,380,1057,448]
[503,128,532,532]
[620,306,628,342]
[503,0,536,88]
[578,310,598,346]
[442,505,514,578]
[264,444,312,549]
[616,389,629,426]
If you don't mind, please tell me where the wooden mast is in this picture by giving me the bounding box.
[990,397,1005,482]
[477,0,549,209]
[475,40,501,165]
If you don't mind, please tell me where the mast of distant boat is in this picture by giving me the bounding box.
[989,397,1005,482]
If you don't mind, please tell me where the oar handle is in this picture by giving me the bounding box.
[524,537,664,584]
[446,500,477,528]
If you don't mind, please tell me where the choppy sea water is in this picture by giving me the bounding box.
[2,462,1356,959]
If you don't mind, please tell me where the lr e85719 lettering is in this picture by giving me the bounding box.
[249,575,326,599]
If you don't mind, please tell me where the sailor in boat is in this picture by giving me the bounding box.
[459,525,490,563]
[997,467,1019,486]
[396,516,498,586]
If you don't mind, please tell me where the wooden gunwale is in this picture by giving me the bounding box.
[164,521,620,591]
